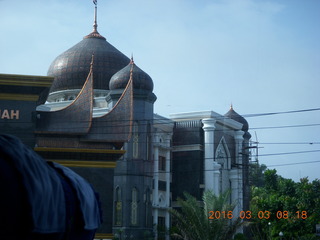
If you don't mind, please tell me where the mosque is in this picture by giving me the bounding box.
[0,2,251,240]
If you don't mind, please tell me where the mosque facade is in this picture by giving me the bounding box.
[0,3,251,240]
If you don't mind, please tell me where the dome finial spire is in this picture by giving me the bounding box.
[93,0,98,33]
[84,0,106,40]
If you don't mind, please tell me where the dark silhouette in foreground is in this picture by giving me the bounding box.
[0,134,102,240]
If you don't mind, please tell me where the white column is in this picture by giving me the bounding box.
[165,133,171,240]
[202,118,216,192]
[153,133,159,240]
[230,168,243,234]
[229,169,240,219]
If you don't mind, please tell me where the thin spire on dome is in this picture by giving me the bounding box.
[129,60,134,80]
[130,54,134,64]
[93,0,98,32]
[84,0,106,40]
[230,103,233,110]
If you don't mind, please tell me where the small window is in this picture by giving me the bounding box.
[131,188,138,225]
[114,187,122,226]
[133,122,139,159]
[159,156,166,171]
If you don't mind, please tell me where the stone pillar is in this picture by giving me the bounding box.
[165,133,171,240]
[153,133,159,240]
[229,169,240,218]
[202,118,216,192]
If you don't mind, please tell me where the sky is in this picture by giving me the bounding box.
[0,0,319,182]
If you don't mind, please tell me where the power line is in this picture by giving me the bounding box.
[106,159,320,175]
[8,130,320,147]
[258,150,320,157]
[258,142,320,145]
[2,106,320,125]
[242,107,320,118]
[2,119,320,136]
[250,123,320,130]
[267,160,320,167]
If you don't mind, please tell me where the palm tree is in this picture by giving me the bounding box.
[170,190,242,240]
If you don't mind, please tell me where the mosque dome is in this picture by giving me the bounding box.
[47,35,130,93]
[109,58,153,91]
[224,105,249,132]
[47,11,130,94]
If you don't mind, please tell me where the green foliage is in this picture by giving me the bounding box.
[170,190,242,240]
[250,169,320,239]
[264,169,278,191]
[233,233,247,240]
[249,163,267,187]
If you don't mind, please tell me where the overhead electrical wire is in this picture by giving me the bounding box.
[6,132,320,147]
[258,150,320,157]
[267,160,320,167]
[241,107,320,118]
[257,142,320,145]
[2,119,320,135]
[249,123,320,130]
[3,106,320,125]
[103,159,320,175]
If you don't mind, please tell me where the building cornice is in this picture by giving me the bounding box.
[35,147,125,155]
[0,73,53,87]
[172,144,203,152]
[170,110,243,130]
[48,160,117,168]
[0,93,39,101]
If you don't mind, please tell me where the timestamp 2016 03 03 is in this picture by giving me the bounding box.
[208,210,308,220]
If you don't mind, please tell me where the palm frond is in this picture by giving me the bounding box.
[170,190,243,240]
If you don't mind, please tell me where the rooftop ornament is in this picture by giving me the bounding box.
[84,0,106,40]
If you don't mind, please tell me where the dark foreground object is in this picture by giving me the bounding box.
[0,134,102,240]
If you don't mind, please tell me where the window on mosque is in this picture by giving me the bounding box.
[131,188,138,225]
[158,216,166,238]
[159,156,166,171]
[114,187,122,226]
[133,122,139,159]
[216,138,230,195]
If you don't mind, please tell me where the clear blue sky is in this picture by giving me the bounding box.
[1,0,319,182]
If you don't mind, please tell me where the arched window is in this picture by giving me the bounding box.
[131,187,138,225]
[114,187,122,226]
[215,137,231,194]
[133,122,139,159]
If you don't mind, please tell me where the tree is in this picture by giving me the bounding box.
[250,169,320,239]
[264,169,278,191]
[170,190,242,240]
[249,163,267,187]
